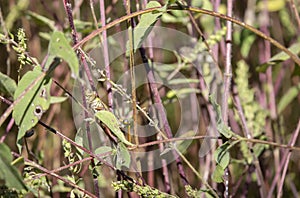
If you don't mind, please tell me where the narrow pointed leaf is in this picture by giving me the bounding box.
[126,1,163,53]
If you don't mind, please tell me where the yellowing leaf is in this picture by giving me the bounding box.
[257,0,285,12]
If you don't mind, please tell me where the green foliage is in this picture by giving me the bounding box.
[23,166,50,197]
[166,88,200,99]
[11,28,36,83]
[112,180,177,198]
[257,42,300,72]
[161,10,189,24]
[12,67,52,150]
[26,11,56,31]
[185,185,215,198]
[235,60,268,163]
[45,31,79,77]
[12,28,33,68]
[211,164,225,183]
[5,0,30,31]
[257,0,285,12]
[126,1,163,53]
[236,60,268,137]
[1,1,300,197]
[0,143,27,191]
[214,142,230,169]
[49,96,68,104]
[63,139,81,174]
[277,82,300,114]
[115,143,131,169]
[212,142,230,183]
[239,141,253,164]
[95,110,134,146]
[0,72,17,97]
[209,96,233,138]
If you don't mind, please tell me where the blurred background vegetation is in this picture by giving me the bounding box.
[0,0,300,197]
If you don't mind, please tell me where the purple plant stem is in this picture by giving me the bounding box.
[261,0,277,120]
[212,0,226,58]
[232,84,267,197]
[223,0,234,197]
[277,119,300,197]
[139,47,189,187]
[274,62,287,95]
[196,69,218,189]
[260,0,280,192]
[140,0,165,190]
[158,134,171,193]
[31,156,94,179]
[99,0,113,110]
[288,0,300,33]
[62,0,99,196]
[267,119,300,198]
[0,96,14,143]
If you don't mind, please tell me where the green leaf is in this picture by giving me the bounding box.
[45,31,79,77]
[211,164,224,183]
[257,42,300,72]
[168,78,200,85]
[126,1,163,53]
[0,72,17,97]
[94,146,113,164]
[50,96,68,104]
[240,34,256,58]
[13,67,52,147]
[277,82,300,114]
[166,88,200,99]
[95,111,134,146]
[257,0,285,12]
[209,96,233,138]
[214,142,230,169]
[26,11,56,30]
[5,0,30,31]
[116,143,131,169]
[0,143,27,191]
[95,146,113,156]
[240,141,253,164]
[175,130,195,153]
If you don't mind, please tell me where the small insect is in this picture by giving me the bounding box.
[85,90,108,112]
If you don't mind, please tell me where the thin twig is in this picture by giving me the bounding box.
[222,1,233,197]
[277,119,300,197]
[73,5,300,67]
[289,0,300,33]
[99,0,113,110]
[12,152,97,198]
[139,47,189,186]
[232,84,267,197]
[62,1,99,195]
[267,119,300,198]
[28,156,93,180]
